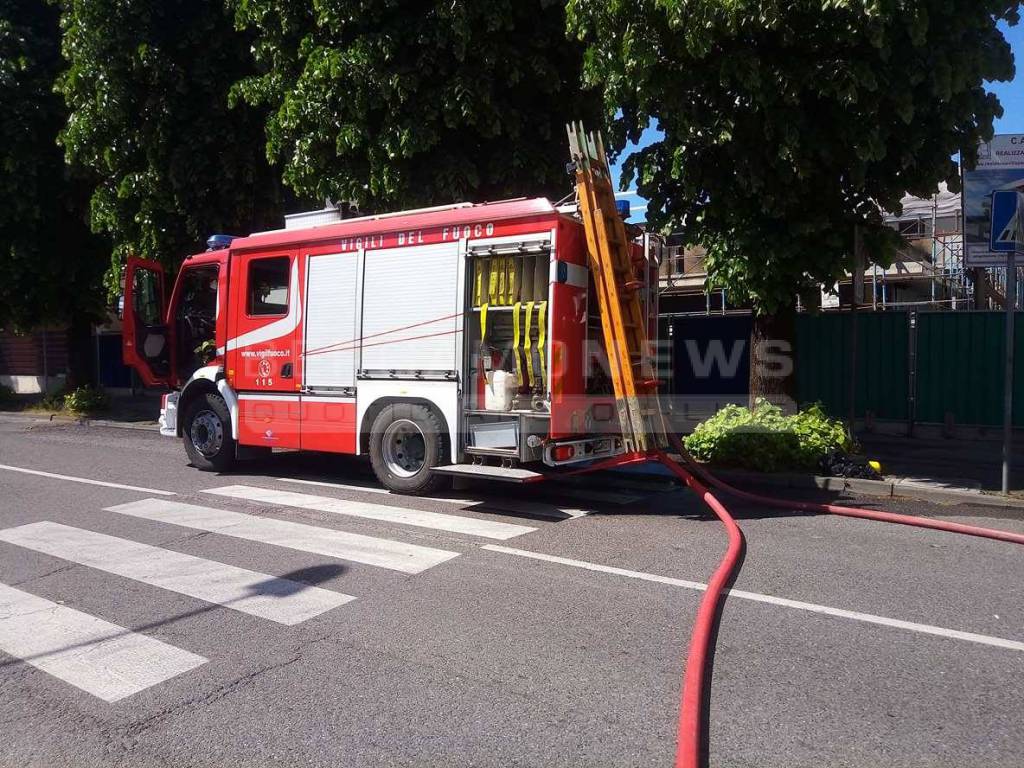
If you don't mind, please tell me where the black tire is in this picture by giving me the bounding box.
[369,403,449,495]
[182,392,236,472]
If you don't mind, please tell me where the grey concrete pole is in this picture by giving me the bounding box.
[1002,251,1016,494]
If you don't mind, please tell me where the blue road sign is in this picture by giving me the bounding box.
[990,190,1024,252]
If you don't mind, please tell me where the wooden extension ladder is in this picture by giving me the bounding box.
[567,122,668,454]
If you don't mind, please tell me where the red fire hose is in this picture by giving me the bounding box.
[654,451,743,768]
[655,433,1024,768]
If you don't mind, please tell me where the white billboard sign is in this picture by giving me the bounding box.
[963,134,1024,266]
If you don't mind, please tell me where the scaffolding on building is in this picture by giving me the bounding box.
[655,183,998,315]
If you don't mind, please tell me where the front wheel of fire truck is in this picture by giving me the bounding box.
[182,392,236,472]
[369,404,448,495]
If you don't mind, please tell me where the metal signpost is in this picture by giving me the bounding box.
[990,190,1024,493]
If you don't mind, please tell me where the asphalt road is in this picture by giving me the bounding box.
[0,415,1022,767]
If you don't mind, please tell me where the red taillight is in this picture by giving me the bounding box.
[552,445,576,462]
[160,393,169,409]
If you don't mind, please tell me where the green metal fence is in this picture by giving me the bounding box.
[796,311,909,421]
[797,310,1024,427]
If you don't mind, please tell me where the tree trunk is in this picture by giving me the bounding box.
[65,312,96,389]
[749,306,797,411]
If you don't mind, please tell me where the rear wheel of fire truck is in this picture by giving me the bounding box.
[369,404,448,495]
[182,392,235,472]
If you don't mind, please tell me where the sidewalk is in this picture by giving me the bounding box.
[613,431,1024,509]
[0,390,161,428]
[857,432,1024,494]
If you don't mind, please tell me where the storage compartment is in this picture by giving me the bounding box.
[465,236,552,413]
[469,420,518,450]
[304,252,359,388]
[361,241,461,376]
[463,410,548,462]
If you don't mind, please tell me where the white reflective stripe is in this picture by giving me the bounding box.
[104,499,458,574]
[237,394,353,403]
[225,261,301,352]
[0,522,354,626]
[202,485,537,541]
[0,582,206,702]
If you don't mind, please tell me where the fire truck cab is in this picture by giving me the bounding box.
[122,197,660,494]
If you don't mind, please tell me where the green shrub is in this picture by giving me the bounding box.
[684,400,851,472]
[37,387,67,411]
[0,383,16,408]
[61,385,110,415]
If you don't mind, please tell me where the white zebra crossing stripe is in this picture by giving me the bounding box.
[0,582,205,702]
[0,522,354,626]
[104,499,459,575]
[276,477,471,505]
[203,485,537,540]
[276,477,590,519]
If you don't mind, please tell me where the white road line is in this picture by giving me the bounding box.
[204,485,537,541]
[0,464,175,496]
[105,499,458,575]
[482,545,1024,653]
[0,522,354,626]
[0,582,205,702]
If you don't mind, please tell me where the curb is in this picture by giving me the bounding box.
[616,459,1024,510]
[0,410,159,432]
[713,469,1024,510]
[82,418,159,432]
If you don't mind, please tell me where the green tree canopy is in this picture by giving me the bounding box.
[0,0,106,331]
[230,0,600,210]
[569,0,1018,316]
[57,0,284,283]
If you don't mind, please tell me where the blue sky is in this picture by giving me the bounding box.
[612,19,1024,223]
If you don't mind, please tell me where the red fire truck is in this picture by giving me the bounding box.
[122,196,660,493]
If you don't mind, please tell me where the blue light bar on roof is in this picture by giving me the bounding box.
[206,234,237,251]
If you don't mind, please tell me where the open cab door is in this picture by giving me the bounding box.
[122,257,175,387]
